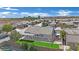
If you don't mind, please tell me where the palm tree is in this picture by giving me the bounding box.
[77,43,79,51]
[60,30,66,45]
[60,30,67,51]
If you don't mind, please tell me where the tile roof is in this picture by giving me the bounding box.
[25,26,53,35]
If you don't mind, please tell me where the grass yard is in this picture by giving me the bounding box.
[16,40,59,49]
[33,41,59,49]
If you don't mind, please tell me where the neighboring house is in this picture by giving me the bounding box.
[49,21,56,26]
[34,23,42,27]
[64,28,79,50]
[61,22,74,25]
[14,21,32,28]
[66,34,79,43]
[16,26,60,42]
[64,28,79,43]
[73,21,79,26]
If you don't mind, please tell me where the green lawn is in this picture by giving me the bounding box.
[33,41,59,49]
[16,40,59,49]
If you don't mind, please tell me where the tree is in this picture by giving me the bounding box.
[77,43,79,51]
[0,29,2,33]
[16,40,34,51]
[42,22,48,27]
[60,30,66,45]
[2,24,13,33]
[38,16,41,19]
[10,31,22,40]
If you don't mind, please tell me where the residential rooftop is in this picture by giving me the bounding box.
[64,28,79,35]
[25,26,53,35]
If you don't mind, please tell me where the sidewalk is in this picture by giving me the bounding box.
[59,45,70,51]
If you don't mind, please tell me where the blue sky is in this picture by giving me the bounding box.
[0,7,79,18]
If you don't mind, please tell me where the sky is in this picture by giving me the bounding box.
[0,7,79,18]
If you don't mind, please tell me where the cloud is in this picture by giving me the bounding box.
[0,7,19,10]
[20,12,50,17]
[0,11,50,18]
[0,12,11,15]
[0,12,19,18]
[57,10,72,16]
[12,12,18,14]
[0,12,18,15]
[32,13,50,17]
[20,12,29,15]
[77,11,79,13]
[2,16,6,18]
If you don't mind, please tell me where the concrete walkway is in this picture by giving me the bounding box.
[60,45,70,51]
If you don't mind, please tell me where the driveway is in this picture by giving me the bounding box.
[0,36,10,43]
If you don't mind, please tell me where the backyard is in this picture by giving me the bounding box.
[16,40,60,49]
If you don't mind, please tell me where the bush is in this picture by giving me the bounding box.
[10,31,22,40]
[2,24,13,32]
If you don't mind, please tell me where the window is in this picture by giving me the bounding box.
[24,31,31,34]
[39,34,44,37]
[34,34,39,36]
[34,34,48,38]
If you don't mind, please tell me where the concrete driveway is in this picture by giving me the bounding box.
[0,36,10,43]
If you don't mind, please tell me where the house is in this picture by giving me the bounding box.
[49,21,56,26]
[14,21,32,29]
[61,22,74,25]
[64,28,79,43]
[34,22,42,27]
[16,26,60,42]
[20,26,54,42]
[73,21,79,26]
[64,28,79,50]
